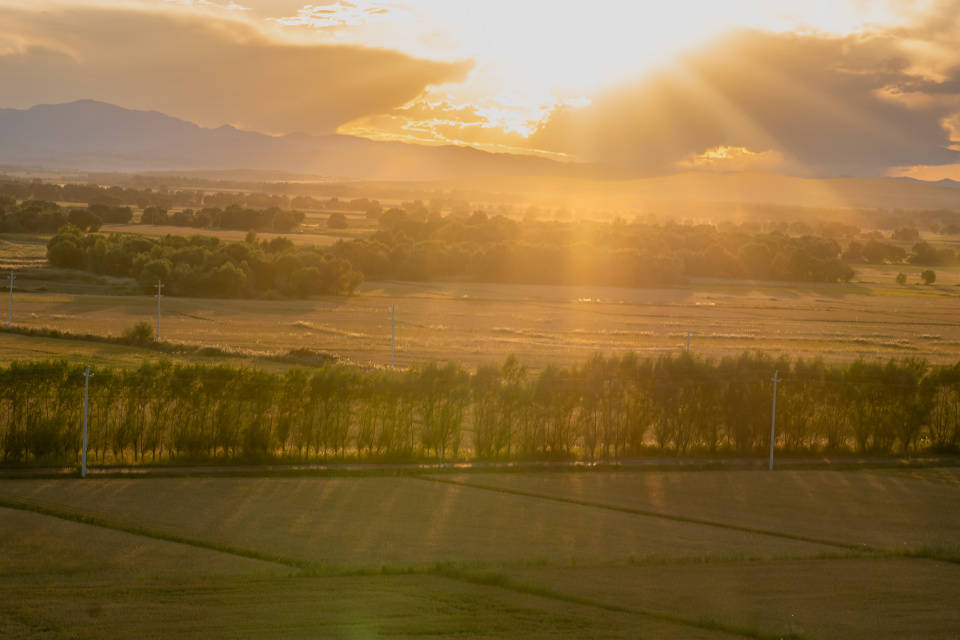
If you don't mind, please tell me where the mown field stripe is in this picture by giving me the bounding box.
[0,496,308,569]
[419,476,873,552]
[432,564,808,640]
[0,496,799,639]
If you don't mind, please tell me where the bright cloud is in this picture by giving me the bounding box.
[679,146,787,172]
[3,0,960,177]
[269,1,397,29]
[0,1,470,134]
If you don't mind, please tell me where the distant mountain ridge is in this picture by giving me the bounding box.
[0,100,577,180]
[3,101,960,212]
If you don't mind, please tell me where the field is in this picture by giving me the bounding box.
[0,235,46,271]
[1,466,958,638]
[3,222,960,637]
[4,269,960,370]
[4,223,960,369]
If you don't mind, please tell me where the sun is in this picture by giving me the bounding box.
[258,0,912,159]
[269,0,901,102]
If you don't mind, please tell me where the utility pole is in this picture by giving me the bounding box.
[390,304,396,367]
[155,280,164,341]
[7,271,13,327]
[81,365,93,478]
[769,370,780,471]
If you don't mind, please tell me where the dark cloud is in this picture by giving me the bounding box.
[0,3,471,134]
[530,22,960,176]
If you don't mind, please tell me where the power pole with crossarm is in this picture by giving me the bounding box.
[155,280,164,341]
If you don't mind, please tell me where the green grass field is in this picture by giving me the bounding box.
[1,466,957,638]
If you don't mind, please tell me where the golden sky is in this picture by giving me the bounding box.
[2,0,960,178]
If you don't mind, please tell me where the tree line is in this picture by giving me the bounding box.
[843,236,959,267]
[7,175,960,235]
[333,214,856,285]
[0,179,202,210]
[3,352,958,465]
[44,215,960,296]
[45,216,859,296]
[0,178,383,216]
[0,198,132,233]
[140,205,305,232]
[47,227,362,298]
[0,196,307,234]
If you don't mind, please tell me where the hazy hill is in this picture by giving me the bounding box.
[0,100,575,180]
[438,172,960,212]
[3,101,960,212]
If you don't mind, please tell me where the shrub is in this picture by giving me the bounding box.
[122,321,155,345]
[67,208,102,232]
[328,213,348,229]
[892,227,921,242]
[46,226,87,268]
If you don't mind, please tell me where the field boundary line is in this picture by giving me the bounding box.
[431,564,807,640]
[418,476,872,551]
[0,499,798,639]
[3,455,957,479]
[0,497,308,569]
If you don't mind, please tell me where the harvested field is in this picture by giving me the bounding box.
[0,477,832,566]
[437,468,960,548]
[3,275,960,370]
[506,557,960,640]
[1,466,958,639]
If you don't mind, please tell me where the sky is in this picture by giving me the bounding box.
[2,0,960,178]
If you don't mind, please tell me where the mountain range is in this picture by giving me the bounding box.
[3,101,960,213]
[0,100,576,180]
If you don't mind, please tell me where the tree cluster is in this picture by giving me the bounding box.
[332,215,855,286]
[291,196,382,217]
[0,198,132,233]
[140,205,305,232]
[0,179,202,210]
[46,227,362,298]
[0,178,382,219]
[844,238,958,266]
[3,353,958,465]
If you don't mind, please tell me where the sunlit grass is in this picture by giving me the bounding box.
[438,469,960,549]
[2,274,959,370]
[505,557,959,640]
[1,466,958,638]
[0,477,831,567]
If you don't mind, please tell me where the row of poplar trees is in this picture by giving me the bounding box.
[2,352,960,464]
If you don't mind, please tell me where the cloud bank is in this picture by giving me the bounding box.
[527,21,960,176]
[3,1,960,178]
[0,2,471,135]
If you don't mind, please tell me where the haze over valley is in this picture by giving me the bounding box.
[3,2,960,639]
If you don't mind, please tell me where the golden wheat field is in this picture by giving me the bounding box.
[4,270,960,369]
